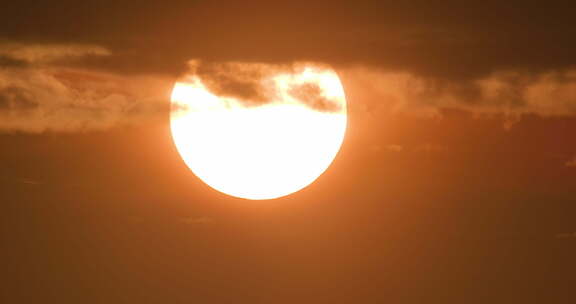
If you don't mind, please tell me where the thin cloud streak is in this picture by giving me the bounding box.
[0,43,110,64]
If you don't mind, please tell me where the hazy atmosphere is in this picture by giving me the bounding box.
[1,1,575,303]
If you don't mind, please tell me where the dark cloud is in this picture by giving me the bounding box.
[288,82,342,112]
[2,1,575,78]
[1,0,575,133]
[175,60,345,112]
[193,61,274,103]
[0,56,28,68]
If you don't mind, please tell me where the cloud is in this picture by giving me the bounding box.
[288,82,342,112]
[0,175,45,185]
[502,114,522,131]
[1,1,575,78]
[0,2,575,133]
[0,56,28,68]
[566,157,576,168]
[0,65,172,133]
[341,67,576,117]
[0,52,345,133]
[176,60,344,112]
[555,232,576,239]
[0,43,175,133]
[5,58,575,134]
[0,43,110,64]
[190,60,280,104]
[18,178,43,185]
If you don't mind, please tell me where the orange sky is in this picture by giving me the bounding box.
[1,1,576,303]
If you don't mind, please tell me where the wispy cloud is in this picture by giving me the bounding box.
[565,156,576,168]
[0,176,44,185]
[0,43,174,133]
[0,43,110,65]
[555,232,576,239]
[342,67,576,118]
[18,178,44,185]
[0,67,172,133]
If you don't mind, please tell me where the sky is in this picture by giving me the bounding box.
[1,1,576,303]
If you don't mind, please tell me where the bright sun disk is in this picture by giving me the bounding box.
[170,63,347,200]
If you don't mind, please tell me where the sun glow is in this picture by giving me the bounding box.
[170,63,347,200]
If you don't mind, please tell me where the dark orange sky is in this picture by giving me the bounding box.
[1,1,576,303]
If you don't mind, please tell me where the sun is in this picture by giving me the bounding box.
[170,62,347,200]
